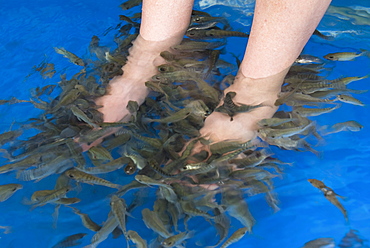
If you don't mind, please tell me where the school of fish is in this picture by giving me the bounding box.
[0,0,368,247]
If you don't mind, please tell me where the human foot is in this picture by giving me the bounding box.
[95,34,184,123]
[199,68,290,143]
[79,35,184,151]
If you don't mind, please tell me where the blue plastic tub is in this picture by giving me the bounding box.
[0,0,369,247]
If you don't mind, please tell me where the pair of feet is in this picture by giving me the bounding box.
[92,35,287,149]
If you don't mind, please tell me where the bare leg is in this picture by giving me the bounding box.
[79,1,193,150]
[96,0,194,123]
[200,0,332,143]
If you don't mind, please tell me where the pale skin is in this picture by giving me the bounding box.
[89,0,332,150]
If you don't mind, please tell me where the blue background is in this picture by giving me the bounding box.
[0,0,369,247]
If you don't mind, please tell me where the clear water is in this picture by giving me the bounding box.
[0,0,370,247]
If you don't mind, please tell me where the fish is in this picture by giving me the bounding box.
[54,197,81,205]
[308,179,348,221]
[86,215,118,248]
[110,195,130,237]
[333,121,363,131]
[141,208,172,238]
[0,183,23,202]
[215,91,264,121]
[295,54,323,64]
[336,94,365,106]
[293,105,340,117]
[87,145,113,161]
[257,121,315,139]
[323,51,368,61]
[64,169,120,189]
[54,47,85,66]
[70,105,100,129]
[220,227,249,248]
[127,230,147,248]
[221,189,255,232]
[172,40,226,52]
[313,29,333,40]
[67,206,101,232]
[51,233,87,248]
[258,117,297,127]
[186,29,249,39]
[161,231,194,248]
[0,130,22,146]
[30,186,71,209]
[301,237,335,248]
[119,0,142,10]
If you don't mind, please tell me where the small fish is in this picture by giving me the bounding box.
[162,231,194,248]
[87,145,113,161]
[258,117,297,127]
[220,227,249,248]
[127,230,147,248]
[54,47,85,66]
[222,189,255,232]
[87,215,118,248]
[186,29,249,39]
[70,105,100,129]
[141,208,172,238]
[324,51,368,61]
[313,29,333,40]
[68,206,101,232]
[52,233,87,248]
[295,54,323,64]
[54,197,81,205]
[301,237,335,248]
[257,122,315,139]
[31,186,71,209]
[293,105,340,117]
[308,179,348,221]
[323,120,363,135]
[0,183,23,202]
[110,195,129,237]
[215,92,264,121]
[64,169,120,189]
[336,94,365,106]
[119,0,142,10]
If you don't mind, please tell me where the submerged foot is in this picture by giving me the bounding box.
[96,34,183,123]
[79,35,184,150]
[199,68,289,143]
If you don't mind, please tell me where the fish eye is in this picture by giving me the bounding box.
[164,241,173,246]
[195,17,201,22]
[158,67,166,72]
[124,165,136,175]
[188,31,195,36]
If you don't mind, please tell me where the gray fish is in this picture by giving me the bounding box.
[220,227,249,248]
[127,230,147,248]
[0,183,23,202]
[141,208,172,238]
[301,237,335,248]
[52,233,87,248]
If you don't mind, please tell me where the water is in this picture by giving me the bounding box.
[0,0,370,247]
